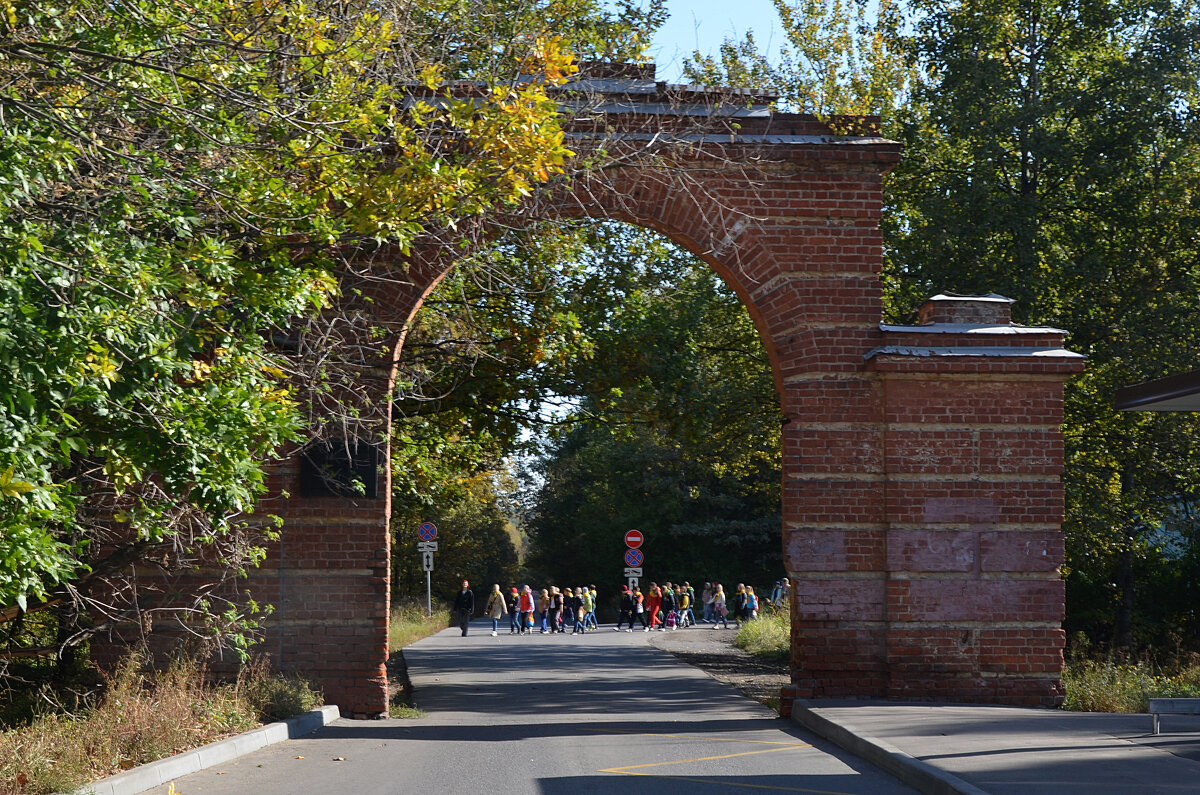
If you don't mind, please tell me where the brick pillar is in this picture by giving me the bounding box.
[249,452,392,717]
[870,293,1084,705]
[241,255,432,718]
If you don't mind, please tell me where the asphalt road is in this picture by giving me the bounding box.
[145,621,918,794]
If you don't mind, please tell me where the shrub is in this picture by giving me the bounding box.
[1063,657,1200,712]
[733,611,790,662]
[239,658,323,723]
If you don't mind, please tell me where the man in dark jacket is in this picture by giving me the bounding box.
[453,580,474,636]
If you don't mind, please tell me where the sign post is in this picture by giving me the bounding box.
[623,530,644,592]
[418,522,438,616]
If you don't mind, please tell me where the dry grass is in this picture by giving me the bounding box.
[1063,657,1200,712]
[0,655,320,795]
[389,600,450,650]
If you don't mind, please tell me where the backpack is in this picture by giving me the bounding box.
[665,610,677,628]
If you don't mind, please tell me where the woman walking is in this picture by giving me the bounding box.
[507,587,521,634]
[485,584,507,637]
[711,584,729,629]
[569,587,586,634]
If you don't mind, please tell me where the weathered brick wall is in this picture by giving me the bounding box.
[234,92,1082,714]
[866,319,1082,705]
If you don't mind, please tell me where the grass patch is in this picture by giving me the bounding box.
[1063,657,1200,713]
[240,658,323,722]
[388,704,427,719]
[0,655,321,795]
[733,611,791,662]
[389,599,450,650]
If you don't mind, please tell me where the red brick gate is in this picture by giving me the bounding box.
[249,66,1083,715]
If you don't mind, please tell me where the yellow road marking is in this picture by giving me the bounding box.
[600,770,863,794]
[586,728,809,747]
[593,730,860,795]
[600,744,809,772]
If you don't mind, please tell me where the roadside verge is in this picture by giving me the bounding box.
[76,705,340,795]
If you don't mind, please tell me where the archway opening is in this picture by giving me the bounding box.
[388,218,787,634]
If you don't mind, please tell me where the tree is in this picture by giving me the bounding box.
[684,0,914,118]
[524,228,783,592]
[883,0,1200,651]
[0,0,664,666]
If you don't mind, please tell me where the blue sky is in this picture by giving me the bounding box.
[645,0,784,82]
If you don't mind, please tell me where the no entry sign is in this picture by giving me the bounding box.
[624,529,643,549]
[624,548,643,567]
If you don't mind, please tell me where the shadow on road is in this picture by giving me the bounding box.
[402,633,773,718]
[310,715,797,744]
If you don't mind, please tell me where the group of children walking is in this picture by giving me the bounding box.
[613,581,760,631]
[478,580,765,636]
[482,583,601,636]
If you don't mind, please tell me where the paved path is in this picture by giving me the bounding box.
[147,622,916,794]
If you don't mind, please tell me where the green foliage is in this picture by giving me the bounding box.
[884,0,1200,650]
[0,0,665,660]
[684,0,915,117]
[391,464,520,600]
[525,227,782,590]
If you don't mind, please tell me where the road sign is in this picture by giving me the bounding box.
[417,541,438,553]
[418,522,438,541]
[627,577,639,590]
[624,567,642,577]
[421,551,434,571]
[624,529,644,549]
[624,548,643,567]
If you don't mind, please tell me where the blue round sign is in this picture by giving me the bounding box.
[624,548,643,567]
[418,522,437,541]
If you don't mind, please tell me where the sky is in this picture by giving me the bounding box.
[644,0,784,83]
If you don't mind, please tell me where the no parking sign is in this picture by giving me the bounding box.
[623,531,644,590]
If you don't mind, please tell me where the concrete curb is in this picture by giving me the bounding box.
[791,702,988,795]
[77,705,340,795]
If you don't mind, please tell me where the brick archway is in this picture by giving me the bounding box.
[251,66,1083,716]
